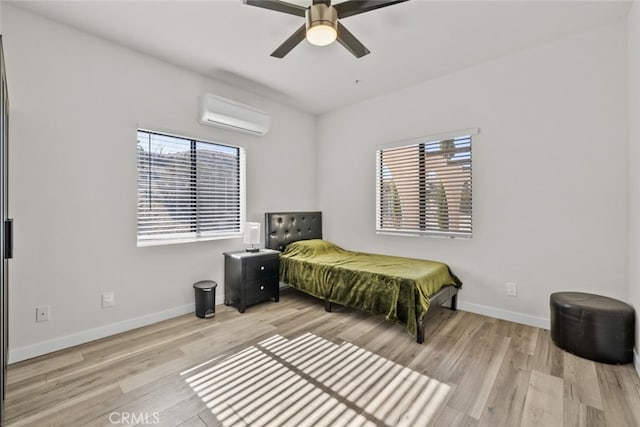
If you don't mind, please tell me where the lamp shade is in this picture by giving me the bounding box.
[243,222,261,246]
[305,4,337,47]
[306,24,337,46]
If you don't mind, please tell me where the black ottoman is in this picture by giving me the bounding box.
[550,292,635,364]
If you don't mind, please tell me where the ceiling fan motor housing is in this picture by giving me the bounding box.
[306,4,338,44]
[243,0,407,57]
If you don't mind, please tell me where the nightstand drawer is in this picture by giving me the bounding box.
[246,258,279,280]
[244,277,279,304]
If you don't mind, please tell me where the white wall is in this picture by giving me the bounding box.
[628,1,640,372]
[317,21,628,327]
[2,5,317,362]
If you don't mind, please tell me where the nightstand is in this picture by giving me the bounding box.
[223,249,280,313]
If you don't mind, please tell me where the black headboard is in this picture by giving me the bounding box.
[264,211,323,251]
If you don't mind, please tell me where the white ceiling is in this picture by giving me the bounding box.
[8,0,632,114]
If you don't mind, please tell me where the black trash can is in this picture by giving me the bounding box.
[193,280,217,318]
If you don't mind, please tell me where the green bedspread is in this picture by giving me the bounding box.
[280,239,462,337]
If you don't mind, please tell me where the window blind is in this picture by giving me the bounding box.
[137,130,244,245]
[376,133,473,238]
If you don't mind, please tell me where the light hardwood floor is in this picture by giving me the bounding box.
[4,289,640,426]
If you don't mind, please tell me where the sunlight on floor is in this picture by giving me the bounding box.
[182,333,451,426]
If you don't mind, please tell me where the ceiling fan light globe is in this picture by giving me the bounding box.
[306,24,337,46]
[305,4,338,46]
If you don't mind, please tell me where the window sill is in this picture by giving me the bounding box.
[137,233,242,247]
[376,230,472,239]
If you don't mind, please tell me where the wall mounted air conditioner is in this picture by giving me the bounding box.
[198,94,270,136]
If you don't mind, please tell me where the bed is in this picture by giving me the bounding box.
[265,211,462,343]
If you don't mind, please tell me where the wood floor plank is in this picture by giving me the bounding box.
[508,323,539,356]
[119,352,197,394]
[335,311,387,343]
[178,321,276,357]
[596,363,640,427]
[531,329,564,378]
[177,415,208,427]
[440,311,486,340]
[8,324,215,401]
[80,315,216,362]
[7,350,84,385]
[78,357,222,427]
[152,393,210,427]
[585,404,606,427]
[196,409,223,427]
[84,376,196,427]
[432,405,479,427]
[315,310,378,343]
[446,332,511,419]
[502,346,532,372]
[478,364,530,427]
[376,328,425,366]
[5,345,186,419]
[349,317,402,354]
[563,399,605,427]
[6,383,122,427]
[407,333,459,379]
[490,319,512,337]
[521,370,564,427]
[378,309,457,367]
[562,352,603,410]
[4,289,639,427]
[432,318,501,384]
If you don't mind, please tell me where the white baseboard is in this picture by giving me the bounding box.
[9,303,196,364]
[635,348,640,378]
[457,301,550,330]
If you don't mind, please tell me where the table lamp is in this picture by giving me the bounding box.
[243,222,261,252]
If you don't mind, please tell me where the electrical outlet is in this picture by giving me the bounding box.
[36,305,50,322]
[506,282,517,297]
[102,292,115,308]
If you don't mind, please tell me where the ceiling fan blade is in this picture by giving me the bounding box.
[271,24,306,58]
[243,0,306,17]
[334,0,409,19]
[336,22,370,58]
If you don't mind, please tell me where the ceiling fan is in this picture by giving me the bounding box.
[243,0,409,58]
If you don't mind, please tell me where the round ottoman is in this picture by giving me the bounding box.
[550,292,635,364]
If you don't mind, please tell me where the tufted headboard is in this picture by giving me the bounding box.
[264,211,323,251]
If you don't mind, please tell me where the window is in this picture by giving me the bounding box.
[376,130,475,238]
[137,130,245,245]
